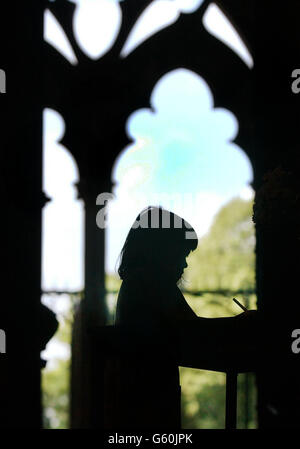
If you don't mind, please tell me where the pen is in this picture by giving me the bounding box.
[232,297,248,312]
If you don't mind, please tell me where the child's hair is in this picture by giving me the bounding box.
[117,206,198,280]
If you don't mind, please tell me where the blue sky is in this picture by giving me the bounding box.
[115,68,251,196]
[108,68,253,274]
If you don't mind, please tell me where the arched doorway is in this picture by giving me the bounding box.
[107,67,256,428]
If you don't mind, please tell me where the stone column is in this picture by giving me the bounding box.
[71,176,111,428]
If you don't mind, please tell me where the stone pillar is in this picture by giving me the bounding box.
[71,176,111,428]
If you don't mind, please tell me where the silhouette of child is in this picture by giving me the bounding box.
[105,206,257,429]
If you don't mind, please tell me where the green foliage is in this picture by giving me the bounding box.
[42,358,70,429]
[179,197,257,429]
[180,367,226,429]
[185,197,255,291]
[106,272,122,292]
[180,367,257,429]
[42,294,79,429]
[105,273,121,324]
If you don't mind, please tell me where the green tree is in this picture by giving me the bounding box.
[185,197,255,292]
[42,294,80,429]
[42,358,70,429]
[180,197,257,429]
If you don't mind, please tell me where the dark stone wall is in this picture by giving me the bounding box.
[1,1,44,428]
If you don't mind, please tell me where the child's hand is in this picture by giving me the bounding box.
[236,311,262,339]
[241,309,257,316]
[237,309,259,320]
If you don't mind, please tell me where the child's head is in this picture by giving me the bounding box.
[117,206,198,282]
